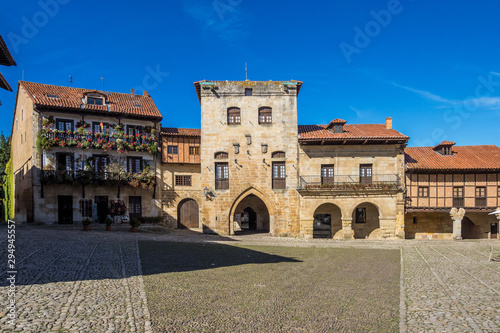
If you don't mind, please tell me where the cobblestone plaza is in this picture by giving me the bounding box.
[1,225,499,332]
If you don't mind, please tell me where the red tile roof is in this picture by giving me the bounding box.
[433,141,456,150]
[161,127,201,137]
[298,124,409,143]
[405,145,500,171]
[19,81,162,120]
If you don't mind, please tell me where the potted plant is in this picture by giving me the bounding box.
[130,217,141,232]
[82,218,91,231]
[105,217,113,231]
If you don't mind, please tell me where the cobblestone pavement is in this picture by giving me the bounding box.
[0,225,499,332]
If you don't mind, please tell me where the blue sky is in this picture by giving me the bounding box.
[1,0,499,147]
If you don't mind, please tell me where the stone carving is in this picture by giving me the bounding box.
[450,207,465,220]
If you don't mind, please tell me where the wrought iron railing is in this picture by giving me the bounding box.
[298,174,400,190]
[42,169,155,189]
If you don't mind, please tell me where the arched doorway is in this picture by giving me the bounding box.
[313,203,342,239]
[233,194,270,233]
[177,199,199,229]
[352,203,380,239]
[462,216,481,239]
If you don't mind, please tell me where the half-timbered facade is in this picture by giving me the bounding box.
[11,81,163,224]
[405,142,500,239]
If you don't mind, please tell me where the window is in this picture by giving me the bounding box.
[127,125,143,136]
[359,164,373,184]
[475,187,487,207]
[418,186,429,197]
[87,97,104,105]
[56,153,74,171]
[271,151,285,159]
[355,208,366,223]
[321,165,334,185]
[272,162,286,189]
[21,108,23,121]
[258,107,272,124]
[453,186,464,207]
[215,152,228,159]
[442,147,452,155]
[245,88,252,96]
[127,157,143,173]
[56,119,74,131]
[189,146,200,155]
[215,162,229,190]
[333,125,343,133]
[93,155,109,173]
[92,122,109,134]
[167,146,178,154]
[227,107,241,125]
[175,175,192,186]
[47,94,59,99]
[498,186,500,198]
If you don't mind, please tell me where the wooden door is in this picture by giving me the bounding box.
[321,165,334,185]
[178,199,199,228]
[491,223,498,239]
[58,196,73,224]
[129,196,142,219]
[360,164,372,184]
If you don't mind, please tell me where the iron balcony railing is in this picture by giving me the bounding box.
[299,174,400,190]
[42,131,156,152]
[42,169,156,189]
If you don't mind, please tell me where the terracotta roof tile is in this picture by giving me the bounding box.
[161,127,201,137]
[405,145,500,171]
[20,81,162,120]
[298,124,409,142]
[0,35,16,67]
[433,141,456,150]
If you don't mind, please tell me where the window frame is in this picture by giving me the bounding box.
[127,156,143,173]
[56,119,74,132]
[215,162,229,190]
[321,164,335,185]
[92,122,110,134]
[167,145,178,154]
[175,175,192,186]
[87,97,104,106]
[272,161,286,189]
[359,164,373,184]
[227,107,241,125]
[189,146,200,155]
[258,107,272,124]
[418,186,429,197]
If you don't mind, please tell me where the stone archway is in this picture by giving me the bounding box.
[233,194,270,233]
[461,216,482,239]
[177,199,200,229]
[313,203,342,239]
[352,202,380,239]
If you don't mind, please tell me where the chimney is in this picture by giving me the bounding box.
[143,91,149,97]
[131,88,135,95]
[385,117,392,130]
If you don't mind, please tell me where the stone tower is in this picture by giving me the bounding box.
[195,80,302,235]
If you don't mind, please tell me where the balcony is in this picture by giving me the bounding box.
[42,169,156,189]
[298,174,400,195]
[453,197,464,207]
[38,130,158,154]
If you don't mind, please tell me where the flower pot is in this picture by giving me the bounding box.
[106,226,112,231]
[130,227,136,232]
[83,225,90,231]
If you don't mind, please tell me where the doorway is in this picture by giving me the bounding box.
[177,199,199,228]
[58,196,73,224]
[95,196,108,223]
[491,223,498,239]
[129,196,142,220]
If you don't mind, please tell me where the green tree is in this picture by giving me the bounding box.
[0,132,11,172]
[0,132,11,221]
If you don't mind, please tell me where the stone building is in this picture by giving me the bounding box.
[11,81,163,224]
[405,142,500,239]
[161,80,409,238]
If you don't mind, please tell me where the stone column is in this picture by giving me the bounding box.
[342,217,354,239]
[450,208,466,240]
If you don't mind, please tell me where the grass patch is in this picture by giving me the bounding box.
[140,241,400,332]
